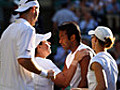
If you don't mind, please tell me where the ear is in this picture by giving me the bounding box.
[70,34,76,42]
[30,6,36,13]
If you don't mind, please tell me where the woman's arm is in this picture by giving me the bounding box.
[91,62,107,90]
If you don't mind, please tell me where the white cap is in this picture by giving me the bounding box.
[15,0,39,12]
[88,26,113,42]
[35,32,52,48]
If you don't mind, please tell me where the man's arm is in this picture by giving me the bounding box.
[18,58,54,78]
[78,55,90,88]
[52,50,88,88]
[52,60,78,88]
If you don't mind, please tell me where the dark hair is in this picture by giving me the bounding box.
[35,42,42,56]
[58,22,81,43]
[97,37,115,49]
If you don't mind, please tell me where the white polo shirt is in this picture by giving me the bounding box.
[87,52,118,90]
[33,57,61,90]
[0,18,35,90]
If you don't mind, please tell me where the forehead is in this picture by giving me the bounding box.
[41,41,47,44]
[59,30,67,36]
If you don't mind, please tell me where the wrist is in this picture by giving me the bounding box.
[39,70,48,77]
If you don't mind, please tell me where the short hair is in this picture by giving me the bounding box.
[35,42,42,56]
[58,22,81,43]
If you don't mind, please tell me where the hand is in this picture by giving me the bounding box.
[47,70,55,79]
[74,49,89,62]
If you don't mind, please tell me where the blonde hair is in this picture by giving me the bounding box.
[98,36,115,49]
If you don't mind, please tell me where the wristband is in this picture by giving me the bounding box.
[39,70,48,77]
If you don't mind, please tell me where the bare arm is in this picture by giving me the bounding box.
[78,55,90,88]
[18,58,41,74]
[18,58,54,78]
[91,62,107,90]
[52,50,89,88]
[52,60,78,88]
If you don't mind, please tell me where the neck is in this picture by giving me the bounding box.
[36,54,47,59]
[95,44,105,54]
[20,14,33,26]
[71,41,80,53]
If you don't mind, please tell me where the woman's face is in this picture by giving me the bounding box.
[91,35,97,50]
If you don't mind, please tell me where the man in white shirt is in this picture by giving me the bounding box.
[58,22,95,89]
[0,0,54,90]
[34,32,61,90]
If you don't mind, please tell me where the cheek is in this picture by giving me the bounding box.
[91,39,95,49]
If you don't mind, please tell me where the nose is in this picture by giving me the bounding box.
[59,39,62,44]
[47,41,51,45]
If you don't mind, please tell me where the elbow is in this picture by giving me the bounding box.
[96,84,107,90]
[56,82,69,88]
[102,85,107,90]
[100,86,107,90]
[62,81,70,88]
[53,78,70,88]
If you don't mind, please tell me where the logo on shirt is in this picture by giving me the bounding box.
[26,49,31,52]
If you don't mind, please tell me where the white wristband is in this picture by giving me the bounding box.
[40,70,48,77]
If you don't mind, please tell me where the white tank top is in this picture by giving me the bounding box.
[66,43,95,88]
[87,51,118,90]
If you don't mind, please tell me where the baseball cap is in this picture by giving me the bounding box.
[15,0,39,12]
[35,32,52,48]
[88,26,113,42]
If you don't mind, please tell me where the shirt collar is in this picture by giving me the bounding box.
[15,18,31,25]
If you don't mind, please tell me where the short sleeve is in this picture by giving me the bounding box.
[17,27,35,59]
[90,56,105,69]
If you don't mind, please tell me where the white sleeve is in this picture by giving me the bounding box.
[17,28,35,59]
[90,56,104,69]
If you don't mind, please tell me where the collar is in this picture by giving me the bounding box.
[15,18,31,26]
[35,57,44,60]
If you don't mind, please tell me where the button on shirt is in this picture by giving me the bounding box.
[0,18,35,90]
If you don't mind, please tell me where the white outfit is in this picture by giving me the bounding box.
[87,51,118,90]
[52,8,78,26]
[0,18,36,90]
[33,57,61,90]
[65,43,95,88]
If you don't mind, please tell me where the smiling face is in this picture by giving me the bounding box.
[37,41,51,58]
[59,30,71,50]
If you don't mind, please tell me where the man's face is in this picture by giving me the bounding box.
[32,7,39,26]
[39,41,51,56]
[59,30,71,50]
[34,7,39,22]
